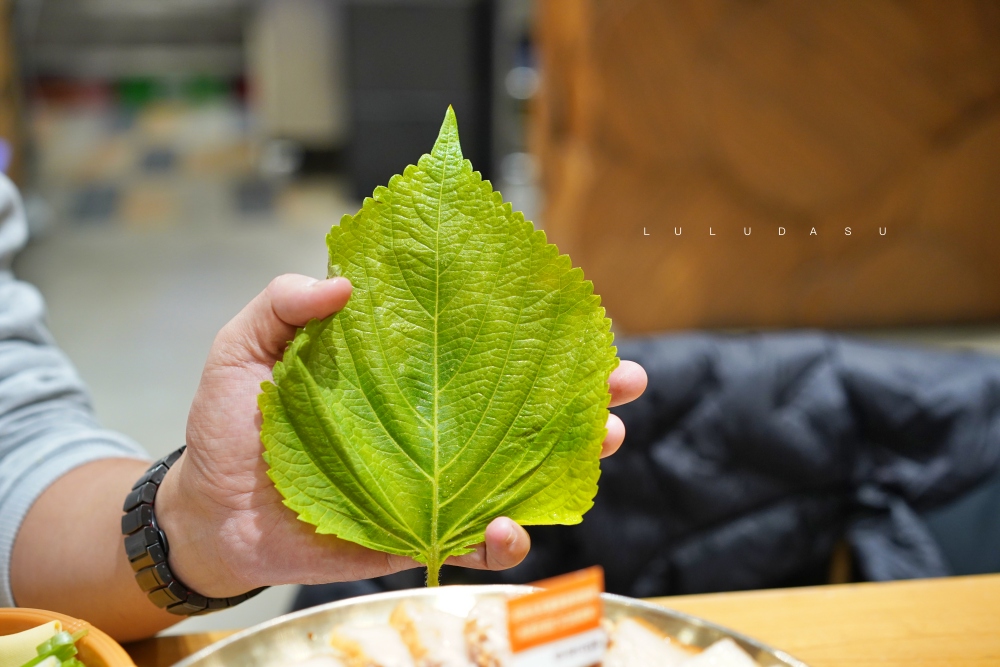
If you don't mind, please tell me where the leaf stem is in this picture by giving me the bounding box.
[426,555,441,587]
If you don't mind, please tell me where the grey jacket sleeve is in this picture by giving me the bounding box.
[0,174,148,607]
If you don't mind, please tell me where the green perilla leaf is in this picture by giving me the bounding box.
[259,107,617,585]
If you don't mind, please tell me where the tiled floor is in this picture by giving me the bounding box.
[14,99,359,634]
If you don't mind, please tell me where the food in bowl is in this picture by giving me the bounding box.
[0,609,134,667]
[170,586,806,667]
[294,598,760,667]
[0,619,88,667]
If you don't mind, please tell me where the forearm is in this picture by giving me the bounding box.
[10,458,181,642]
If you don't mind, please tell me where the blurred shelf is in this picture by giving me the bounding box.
[35,0,251,15]
[20,0,254,78]
[31,46,245,79]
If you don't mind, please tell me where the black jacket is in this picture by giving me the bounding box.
[295,332,1000,608]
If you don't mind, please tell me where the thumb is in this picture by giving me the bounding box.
[216,274,353,365]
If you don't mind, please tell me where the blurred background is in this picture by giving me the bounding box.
[1,0,999,635]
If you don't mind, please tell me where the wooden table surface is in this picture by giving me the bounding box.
[124,574,1000,667]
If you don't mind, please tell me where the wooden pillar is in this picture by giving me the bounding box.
[532,0,1000,332]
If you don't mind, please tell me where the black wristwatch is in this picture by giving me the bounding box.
[121,446,266,615]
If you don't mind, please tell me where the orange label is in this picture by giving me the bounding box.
[507,567,604,653]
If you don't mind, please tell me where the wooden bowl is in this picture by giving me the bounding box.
[0,608,135,667]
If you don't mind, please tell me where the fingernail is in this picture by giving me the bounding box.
[504,523,517,548]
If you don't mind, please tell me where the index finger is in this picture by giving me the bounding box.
[609,360,647,408]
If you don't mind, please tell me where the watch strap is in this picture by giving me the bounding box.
[122,446,266,615]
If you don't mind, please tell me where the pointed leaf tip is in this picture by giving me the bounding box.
[441,105,458,134]
[432,105,462,161]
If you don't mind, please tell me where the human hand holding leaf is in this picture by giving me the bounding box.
[259,108,622,585]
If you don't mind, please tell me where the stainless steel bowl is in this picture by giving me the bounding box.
[173,586,809,667]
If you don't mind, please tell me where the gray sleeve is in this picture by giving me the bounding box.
[0,174,148,607]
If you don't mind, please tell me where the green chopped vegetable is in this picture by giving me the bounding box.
[19,628,87,667]
[260,107,617,585]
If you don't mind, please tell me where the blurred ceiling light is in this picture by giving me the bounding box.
[504,66,539,101]
[259,139,304,179]
[500,152,538,187]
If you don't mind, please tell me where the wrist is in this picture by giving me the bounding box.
[155,450,246,598]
